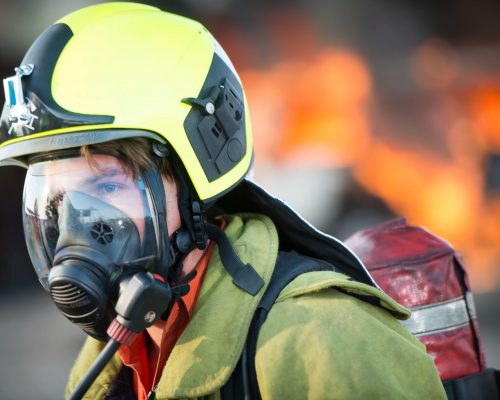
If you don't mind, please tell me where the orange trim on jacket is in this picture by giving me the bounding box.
[117,237,218,400]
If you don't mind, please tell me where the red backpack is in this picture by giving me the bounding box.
[345,217,499,398]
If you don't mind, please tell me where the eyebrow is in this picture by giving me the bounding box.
[81,168,124,186]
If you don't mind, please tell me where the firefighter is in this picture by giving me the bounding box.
[0,3,446,399]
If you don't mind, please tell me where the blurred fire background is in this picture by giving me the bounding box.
[0,0,499,398]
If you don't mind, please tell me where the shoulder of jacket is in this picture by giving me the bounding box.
[275,269,410,320]
[255,279,447,399]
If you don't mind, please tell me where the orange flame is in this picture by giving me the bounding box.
[235,32,500,291]
[241,49,373,167]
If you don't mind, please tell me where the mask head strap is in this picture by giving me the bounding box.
[141,164,175,281]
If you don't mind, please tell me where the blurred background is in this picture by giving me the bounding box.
[0,0,499,398]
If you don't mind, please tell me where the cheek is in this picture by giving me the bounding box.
[108,190,146,241]
[131,217,145,241]
[166,204,181,237]
[163,177,181,237]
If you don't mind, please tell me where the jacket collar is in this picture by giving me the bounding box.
[215,180,378,287]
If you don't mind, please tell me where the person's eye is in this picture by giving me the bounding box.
[97,183,122,195]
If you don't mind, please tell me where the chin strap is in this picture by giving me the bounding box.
[206,223,264,296]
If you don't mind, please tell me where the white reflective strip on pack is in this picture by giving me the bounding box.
[402,296,472,336]
[465,291,477,318]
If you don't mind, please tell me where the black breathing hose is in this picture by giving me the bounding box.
[67,272,174,399]
[67,338,121,400]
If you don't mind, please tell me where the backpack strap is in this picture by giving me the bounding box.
[443,368,500,400]
[221,251,336,400]
[103,365,135,400]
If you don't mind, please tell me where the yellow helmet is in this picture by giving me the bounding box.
[0,2,253,202]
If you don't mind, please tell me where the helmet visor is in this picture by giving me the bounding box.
[23,153,160,290]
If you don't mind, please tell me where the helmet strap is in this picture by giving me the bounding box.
[150,143,263,297]
[149,144,209,275]
[170,149,209,252]
[205,223,264,296]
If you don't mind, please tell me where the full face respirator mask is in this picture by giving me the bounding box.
[22,152,180,341]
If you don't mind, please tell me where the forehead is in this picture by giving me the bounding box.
[31,154,127,178]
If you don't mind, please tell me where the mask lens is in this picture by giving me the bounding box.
[22,154,160,290]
